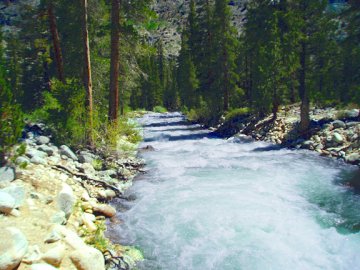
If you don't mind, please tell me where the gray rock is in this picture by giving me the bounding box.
[346,121,359,128]
[333,133,344,144]
[0,166,15,183]
[105,189,116,199]
[60,145,78,161]
[70,246,105,270]
[38,145,54,156]
[345,153,360,164]
[98,169,117,177]
[30,263,58,270]
[344,109,359,118]
[30,156,47,165]
[51,211,67,225]
[36,136,50,145]
[57,184,75,218]
[332,120,346,129]
[77,163,95,175]
[26,148,48,159]
[15,156,30,166]
[0,190,15,214]
[78,154,94,164]
[0,227,28,270]
[2,185,26,208]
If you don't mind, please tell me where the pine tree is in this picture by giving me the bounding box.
[109,0,120,122]
[47,0,65,83]
[177,30,199,109]
[81,0,93,145]
[211,0,239,112]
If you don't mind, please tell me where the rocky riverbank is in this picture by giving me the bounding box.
[0,123,145,270]
[216,105,360,166]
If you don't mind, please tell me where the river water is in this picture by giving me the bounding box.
[109,112,360,270]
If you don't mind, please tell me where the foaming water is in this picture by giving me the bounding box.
[108,112,360,270]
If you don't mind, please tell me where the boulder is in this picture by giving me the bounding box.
[82,213,97,232]
[1,185,26,208]
[344,109,359,119]
[38,145,54,156]
[15,156,30,166]
[332,120,346,129]
[26,149,47,159]
[0,227,28,270]
[70,246,105,270]
[346,153,360,164]
[77,163,95,175]
[105,189,116,200]
[93,204,116,218]
[78,154,94,164]
[98,169,117,178]
[36,136,50,145]
[59,145,78,161]
[0,191,15,214]
[0,166,15,183]
[42,244,66,267]
[30,156,47,165]
[51,211,67,225]
[332,133,344,144]
[57,184,75,218]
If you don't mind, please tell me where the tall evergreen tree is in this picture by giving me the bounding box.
[81,0,93,145]
[109,0,120,122]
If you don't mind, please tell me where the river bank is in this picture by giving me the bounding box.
[0,122,144,270]
[215,105,360,167]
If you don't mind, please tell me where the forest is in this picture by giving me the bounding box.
[0,0,359,163]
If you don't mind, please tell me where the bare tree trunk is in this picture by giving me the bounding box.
[108,0,120,122]
[47,2,65,83]
[299,40,310,134]
[81,0,93,146]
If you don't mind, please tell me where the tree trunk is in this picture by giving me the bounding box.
[299,40,310,134]
[81,0,93,146]
[108,0,120,122]
[47,2,65,83]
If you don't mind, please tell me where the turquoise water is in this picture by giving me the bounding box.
[109,113,360,270]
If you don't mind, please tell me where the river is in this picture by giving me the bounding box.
[109,112,360,270]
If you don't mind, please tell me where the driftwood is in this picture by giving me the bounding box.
[103,249,130,270]
[52,164,122,195]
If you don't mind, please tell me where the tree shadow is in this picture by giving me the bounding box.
[143,132,218,142]
[142,120,189,128]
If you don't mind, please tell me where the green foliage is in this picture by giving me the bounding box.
[29,79,88,146]
[0,39,23,165]
[225,108,251,121]
[92,159,103,171]
[153,106,167,113]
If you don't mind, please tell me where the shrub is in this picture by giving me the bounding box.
[153,105,167,113]
[28,78,89,147]
[224,107,251,121]
[0,65,23,166]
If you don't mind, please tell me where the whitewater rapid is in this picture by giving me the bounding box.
[109,112,360,270]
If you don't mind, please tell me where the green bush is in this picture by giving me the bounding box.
[28,78,89,147]
[224,107,251,121]
[153,105,167,113]
[0,66,23,165]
